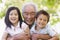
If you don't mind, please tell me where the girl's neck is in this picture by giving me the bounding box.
[13,22,18,27]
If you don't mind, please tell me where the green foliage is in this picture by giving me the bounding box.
[0,0,2,3]
[51,17,60,25]
[0,12,5,19]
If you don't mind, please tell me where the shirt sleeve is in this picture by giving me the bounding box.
[5,27,8,34]
[30,24,36,34]
[21,22,28,31]
[47,26,56,37]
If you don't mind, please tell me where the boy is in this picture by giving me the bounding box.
[31,10,59,40]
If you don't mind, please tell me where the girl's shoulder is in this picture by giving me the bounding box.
[21,22,29,30]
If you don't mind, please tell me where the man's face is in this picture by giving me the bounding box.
[23,5,36,25]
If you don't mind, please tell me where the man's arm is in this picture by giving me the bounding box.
[32,33,51,40]
[38,34,51,39]
[12,26,30,40]
[48,34,59,40]
[12,33,27,40]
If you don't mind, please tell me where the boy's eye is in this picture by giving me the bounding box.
[40,19,42,21]
[39,18,47,22]
[44,20,46,21]
[43,19,47,22]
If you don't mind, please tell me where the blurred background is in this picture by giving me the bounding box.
[0,0,60,40]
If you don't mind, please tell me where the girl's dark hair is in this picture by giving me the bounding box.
[36,10,50,23]
[5,7,23,28]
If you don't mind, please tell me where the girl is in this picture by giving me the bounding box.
[2,7,30,40]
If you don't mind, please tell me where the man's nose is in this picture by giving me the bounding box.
[28,15,31,19]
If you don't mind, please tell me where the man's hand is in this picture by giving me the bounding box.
[12,33,30,40]
[32,33,40,40]
[32,33,39,38]
[32,33,52,40]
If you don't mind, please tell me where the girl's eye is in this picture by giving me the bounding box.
[9,13,18,16]
[9,13,13,16]
[14,13,18,16]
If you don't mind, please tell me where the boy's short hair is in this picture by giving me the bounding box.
[36,10,50,23]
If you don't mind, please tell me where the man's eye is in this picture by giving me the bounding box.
[26,14,28,15]
[24,12,28,13]
[32,12,35,13]
[31,13,34,15]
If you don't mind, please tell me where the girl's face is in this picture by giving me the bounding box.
[36,14,48,29]
[9,9,19,25]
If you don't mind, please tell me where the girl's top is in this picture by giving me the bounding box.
[5,22,28,36]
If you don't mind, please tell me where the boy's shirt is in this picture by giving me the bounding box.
[30,24,56,37]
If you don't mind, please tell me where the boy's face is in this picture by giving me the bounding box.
[36,14,48,29]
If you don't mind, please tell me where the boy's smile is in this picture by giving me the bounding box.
[36,14,48,29]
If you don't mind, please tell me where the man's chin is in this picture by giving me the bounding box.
[26,22,33,25]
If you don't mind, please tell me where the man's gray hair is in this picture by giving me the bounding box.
[22,2,38,14]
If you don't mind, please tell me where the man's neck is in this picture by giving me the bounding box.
[24,21,34,29]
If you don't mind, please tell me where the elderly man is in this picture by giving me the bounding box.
[22,3,37,29]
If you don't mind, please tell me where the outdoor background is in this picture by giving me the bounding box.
[0,0,60,40]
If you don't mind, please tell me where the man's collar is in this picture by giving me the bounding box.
[24,21,34,29]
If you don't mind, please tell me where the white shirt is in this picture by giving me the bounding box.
[30,24,56,37]
[5,22,28,36]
